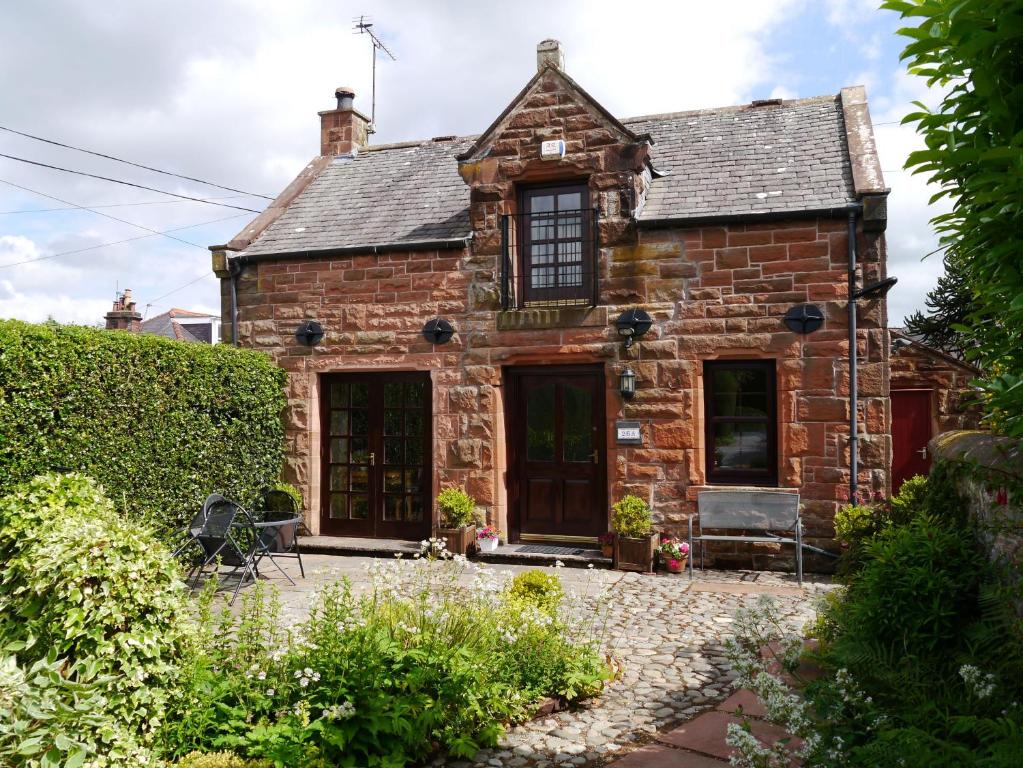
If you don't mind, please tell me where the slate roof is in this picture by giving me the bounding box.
[142,309,217,344]
[627,96,856,221]
[242,138,475,256]
[240,95,855,257]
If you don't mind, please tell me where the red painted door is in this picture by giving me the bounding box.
[891,389,933,493]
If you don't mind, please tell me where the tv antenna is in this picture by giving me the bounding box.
[353,15,396,133]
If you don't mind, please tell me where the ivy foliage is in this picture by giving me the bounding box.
[883,0,1023,433]
[0,320,287,535]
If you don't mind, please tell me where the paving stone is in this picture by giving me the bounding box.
[607,744,730,767]
[717,689,768,719]
[656,710,802,761]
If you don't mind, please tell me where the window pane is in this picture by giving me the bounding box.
[384,437,403,465]
[406,495,424,522]
[351,409,369,436]
[557,191,581,210]
[350,495,369,519]
[384,382,403,408]
[384,469,402,493]
[526,384,556,462]
[351,383,369,407]
[530,243,554,264]
[405,468,422,494]
[531,266,555,289]
[384,409,403,436]
[406,382,425,408]
[558,212,582,239]
[559,264,583,287]
[350,467,369,492]
[530,194,555,213]
[405,409,423,438]
[350,438,370,464]
[383,495,402,521]
[713,423,769,470]
[405,437,423,466]
[563,384,593,462]
[329,410,349,436]
[330,438,348,463]
[329,494,347,519]
[329,465,348,492]
[330,382,349,408]
[531,216,555,241]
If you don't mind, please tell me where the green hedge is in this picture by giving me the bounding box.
[0,320,287,534]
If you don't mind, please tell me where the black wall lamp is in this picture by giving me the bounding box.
[295,320,324,347]
[619,366,637,400]
[782,303,825,334]
[615,308,653,348]
[422,318,455,345]
[853,276,898,300]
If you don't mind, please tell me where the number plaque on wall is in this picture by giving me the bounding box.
[615,420,642,445]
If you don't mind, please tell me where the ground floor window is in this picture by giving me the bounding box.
[703,360,777,486]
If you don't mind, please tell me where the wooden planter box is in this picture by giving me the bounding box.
[613,533,658,573]
[433,525,477,557]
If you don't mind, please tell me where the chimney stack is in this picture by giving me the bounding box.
[105,288,142,332]
[319,86,370,157]
[536,39,565,71]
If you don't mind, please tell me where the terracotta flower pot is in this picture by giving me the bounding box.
[600,544,614,558]
[665,557,687,574]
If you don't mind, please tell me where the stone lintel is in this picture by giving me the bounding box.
[496,305,608,331]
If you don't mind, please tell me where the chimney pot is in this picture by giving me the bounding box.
[536,39,565,72]
[335,86,356,110]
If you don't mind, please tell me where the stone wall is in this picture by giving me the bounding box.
[226,209,888,562]
[890,336,983,432]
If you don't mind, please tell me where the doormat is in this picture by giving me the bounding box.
[516,544,592,556]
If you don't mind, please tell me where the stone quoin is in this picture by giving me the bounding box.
[211,40,894,569]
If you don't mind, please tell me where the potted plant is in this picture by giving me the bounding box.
[657,535,690,573]
[611,494,657,572]
[477,525,500,553]
[598,532,615,558]
[434,487,478,556]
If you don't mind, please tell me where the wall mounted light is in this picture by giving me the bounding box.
[615,308,653,348]
[853,276,898,300]
[619,366,637,400]
[422,318,455,345]
[295,320,324,347]
[782,303,825,334]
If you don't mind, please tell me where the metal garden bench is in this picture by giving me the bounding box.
[688,490,803,585]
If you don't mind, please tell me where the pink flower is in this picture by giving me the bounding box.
[669,559,680,569]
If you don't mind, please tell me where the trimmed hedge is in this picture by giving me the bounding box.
[0,320,287,535]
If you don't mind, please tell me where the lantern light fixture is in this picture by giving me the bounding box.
[619,366,637,400]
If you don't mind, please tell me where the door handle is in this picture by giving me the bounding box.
[591,449,599,464]
[368,452,376,466]
[917,447,927,459]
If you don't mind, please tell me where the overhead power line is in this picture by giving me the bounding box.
[0,177,221,251]
[0,124,274,200]
[0,152,263,213]
[0,212,249,270]
[0,194,250,215]
[145,272,216,311]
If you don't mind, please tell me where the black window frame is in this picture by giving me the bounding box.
[517,182,594,306]
[703,360,778,486]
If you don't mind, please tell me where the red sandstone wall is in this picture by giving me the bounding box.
[890,341,983,432]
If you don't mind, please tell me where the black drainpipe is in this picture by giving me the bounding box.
[228,256,243,347]
[847,205,861,505]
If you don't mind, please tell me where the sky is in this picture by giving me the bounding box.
[0,0,945,327]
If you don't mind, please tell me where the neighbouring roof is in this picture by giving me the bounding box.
[240,94,857,258]
[142,309,217,344]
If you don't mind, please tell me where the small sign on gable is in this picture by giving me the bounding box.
[615,420,642,445]
[540,139,566,160]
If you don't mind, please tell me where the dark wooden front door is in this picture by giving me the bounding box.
[508,366,607,540]
[891,388,933,493]
[320,372,431,539]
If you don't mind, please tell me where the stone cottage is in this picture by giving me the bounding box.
[211,40,892,564]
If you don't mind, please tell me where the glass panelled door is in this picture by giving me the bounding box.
[320,372,431,538]
[509,366,606,540]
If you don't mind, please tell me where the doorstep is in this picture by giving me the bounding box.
[298,536,611,568]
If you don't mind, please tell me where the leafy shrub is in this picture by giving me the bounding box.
[611,494,652,538]
[175,752,272,768]
[834,503,876,545]
[161,557,612,766]
[436,486,476,528]
[888,474,929,526]
[508,570,564,614]
[0,473,189,765]
[268,481,303,511]
[0,320,287,538]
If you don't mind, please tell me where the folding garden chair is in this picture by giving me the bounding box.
[188,496,262,605]
[172,493,227,559]
[254,487,306,580]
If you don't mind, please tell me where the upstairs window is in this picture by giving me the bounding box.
[704,360,778,486]
[501,184,597,308]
